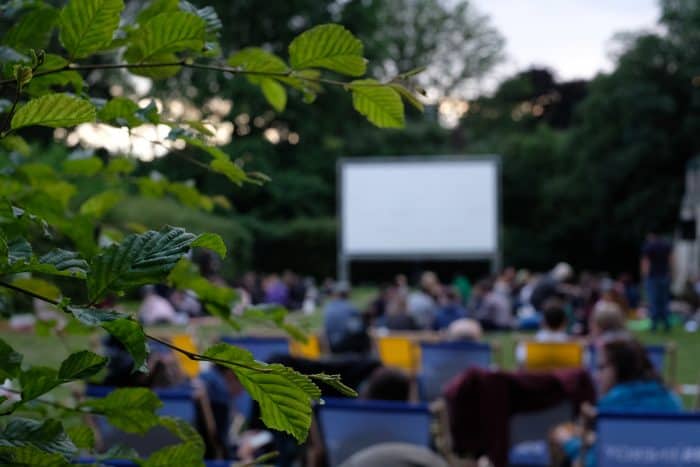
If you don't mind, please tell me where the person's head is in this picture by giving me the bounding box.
[446,318,483,341]
[333,280,351,299]
[542,299,567,331]
[590,301,625,337]
[419,271,439,294]
[596,337,658,394]
[362,367,411,402]
[551,262,573,283]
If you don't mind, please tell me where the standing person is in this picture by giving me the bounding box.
[641,232,673,332]
[407,271,439,329]
[323,281,369,354]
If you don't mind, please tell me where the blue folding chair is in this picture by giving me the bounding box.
[317,398,432,467]
[85,384,197,456]
[220,336,290,362]
[597,411,700,467]
[509,401,574,467]
[417,341,492,401]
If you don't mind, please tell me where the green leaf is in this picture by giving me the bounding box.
[59,0,125,59]
[20,366,59,401]
[25,70,84,98]
[389,83,424,112]
[101,319,148,372]
[0,135,30,156]
[168,260,237,325]
[97,444,140,462]
[309,373,358,397]
[125,12,206,78]
[81,388,162,434]
[34,249,89,279]
[58,350,108,380]
[159,416,204,451]
[143,443,205,467]
[3,5,58,51]
[0,419,76,459]
[228,47,288,76]
[7,237,32,265]
[203,343,320,442]
[350,79,405,128]
[261,79,287,112]
[166,182,213,211]
[66,426,95,450]
[12,277,62,302]
[62,156,104,177]
[87,226,197,303]
[0,338,23,381]
[65,305,125,327]
[289,24,366,76]
[11,94,96,130]
[105,156,137,175]
[0,446,70,467]
[136,0,179,24]
[210,158,248,186]
[99,97,143,127]
[79,189,124,219]
[191,233,226,258]
[179,1,222,40]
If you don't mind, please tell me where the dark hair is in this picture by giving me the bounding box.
[542,299,566,330]
[362,367,410,402]
[602,338,659,383]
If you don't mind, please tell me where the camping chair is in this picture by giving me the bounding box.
[290,334,322,359]
[417,341,492,401]
[316,397,432,466]
[375,335,421,374]
[597,411,700,467]
[220,335,290,362]
[171,333,200,378]
[520,341,584,371]
[508,401,575,466]
[85,384,199,457]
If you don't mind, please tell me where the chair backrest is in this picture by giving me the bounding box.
[418,341,492,401]
[597,411,700,467]
[376,335,421,373]
[85,385,196,456]
[170,333,200,377]
[290,334,321,359]
[521,341,584,370]
[220,336,290,362]
[508,401,575,467]
[317,398,432,467]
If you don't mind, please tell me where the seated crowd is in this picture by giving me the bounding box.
[91,261,692,467]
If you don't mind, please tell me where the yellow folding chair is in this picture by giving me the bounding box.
[290,334,322,359]
[376,335,421,374]
[520,341,584,371]
[171,333,200,377]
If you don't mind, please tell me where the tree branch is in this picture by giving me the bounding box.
[0,81,22,136]
[0,280,270,373]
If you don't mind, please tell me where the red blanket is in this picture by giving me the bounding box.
[443,367,595,467]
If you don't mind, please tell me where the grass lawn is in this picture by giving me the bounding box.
[2,304,698,408]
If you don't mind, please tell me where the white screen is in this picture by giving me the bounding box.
[341,159,498,256]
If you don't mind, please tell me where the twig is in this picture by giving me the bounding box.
[0,80,22,136]
[2,387,90,414]
[0,281,270,373]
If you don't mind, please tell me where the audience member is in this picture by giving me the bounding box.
[433,286,467,330]
[138,285,185,326]
[375,294,419,331]
[589,300,627,344]
[552,337,682,467]
[323,281,369,354]
[263,273,288,305]
[516,298,570,365]
[446,318,483,341]
[641,231,673,332]
[475,279,513,331]
[407,271,439,329]
[361,367,411,402]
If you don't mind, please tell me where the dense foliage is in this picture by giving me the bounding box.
[0,0,421,464]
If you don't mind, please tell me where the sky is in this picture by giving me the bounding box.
[471,0,661,82]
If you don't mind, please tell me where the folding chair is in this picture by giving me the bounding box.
[317,398,432,466]
[290,334,321,359]
[520,341,584,371]
[375,335,421,374]
[508,401,574,466]
[597,411,700,467]
[170,333,200,378]
[220,335,290,362]
[85,384,196,456]
[417,341,492,401]
[586,343,676,384]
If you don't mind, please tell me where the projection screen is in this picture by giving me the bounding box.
[338,156,500,280]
